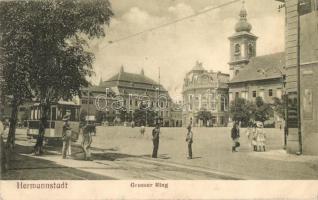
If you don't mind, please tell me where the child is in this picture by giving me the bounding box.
[256,122,266,152]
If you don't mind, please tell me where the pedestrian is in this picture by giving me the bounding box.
[81,121,94,161]
[152,123,160,158]
[231,122,240,152]
[252,123,258,151]
[34,118,45,155]
[245,123,253,149]
[140,124,145,136]
[186,125,193,159]
[0,118,7,173]
[62,113,72,159]
[256,122,266,152]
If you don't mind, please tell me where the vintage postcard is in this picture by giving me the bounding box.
[0,0,318,199]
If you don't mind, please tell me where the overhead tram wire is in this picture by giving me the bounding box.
[102,0,240,48]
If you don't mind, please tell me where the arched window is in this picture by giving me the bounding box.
[221,96,228,111]
[235,70,239,76]
[248,44,254,56]
[234,44,241,55]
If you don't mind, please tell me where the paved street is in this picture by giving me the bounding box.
[4,127,318,180]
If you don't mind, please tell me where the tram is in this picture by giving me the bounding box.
[27,101,81,141]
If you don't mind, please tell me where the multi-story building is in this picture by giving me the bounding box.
[182,61,229,127]
[228,3,286,127]
[276,0,318,155]
[80,66,179,127]
[170,101,183,127]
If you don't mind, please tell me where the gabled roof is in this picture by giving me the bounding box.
[230,52,285,83]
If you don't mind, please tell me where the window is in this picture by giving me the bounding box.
[51,107,57,120]
[248,44,254,56]
[189,95,193,111]
[129,98,133,106]
[81,100,88,104]
[269,89,273,97]
[135,100,138,106]
[235,44,241,55]
[299,0,312,15]
[221,96,227,112]
[276,89,282,99]
[89,100,93,104]
[235,92,240,98]
[229,93,233,102]
[252,91,257,98]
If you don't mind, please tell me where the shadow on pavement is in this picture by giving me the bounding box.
[140,154,171,160]
[2,144,115,180]
[91,152,136,161]
[90,146,119,152]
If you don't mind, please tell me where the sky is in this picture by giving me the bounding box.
[88,0,285,101]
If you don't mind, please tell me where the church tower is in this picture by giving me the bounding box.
[228,1,257,80]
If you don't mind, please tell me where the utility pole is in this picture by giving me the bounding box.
[87,88,90,119]
[296,0,302,154]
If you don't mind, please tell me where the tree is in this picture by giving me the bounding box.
[252,96,273,123]
[0,1,36,148]
[0,0,113,153]
[133,109,156,127]
[229,97,254,127]
[197,109,212,127]
[272,96,287,120]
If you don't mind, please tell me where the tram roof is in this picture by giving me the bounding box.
[33,101,79,107]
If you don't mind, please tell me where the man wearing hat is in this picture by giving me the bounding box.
[186,124,193,159]
[81,120,94,161]
[152,123,160,158]
[62,113,72,159]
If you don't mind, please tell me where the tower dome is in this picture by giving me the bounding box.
[235,2,252,32]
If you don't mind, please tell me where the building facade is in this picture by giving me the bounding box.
[228,3,286,127]
[80,66,181,127]
[276,0,318,155]
[182,61,229,127]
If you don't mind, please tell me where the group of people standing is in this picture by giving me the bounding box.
[231,121,267,152]
[147,122,194,159]
[61,113,94,161]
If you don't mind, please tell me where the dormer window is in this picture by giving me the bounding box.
[234,44,241,55]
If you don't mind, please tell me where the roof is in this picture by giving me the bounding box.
[230,52,285,84]
[33,101,79,106]
[104,71,158,85]
[229,31,257,39]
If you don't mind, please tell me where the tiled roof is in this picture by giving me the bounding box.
[100,71,167,91]
[105,71,158,85]
[230,52,285,83]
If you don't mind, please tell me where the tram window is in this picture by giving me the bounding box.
[52,107,57,120]
[70,108,76,121]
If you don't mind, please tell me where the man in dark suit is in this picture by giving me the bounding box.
[186,125,193,159]
[152,123,160,158]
